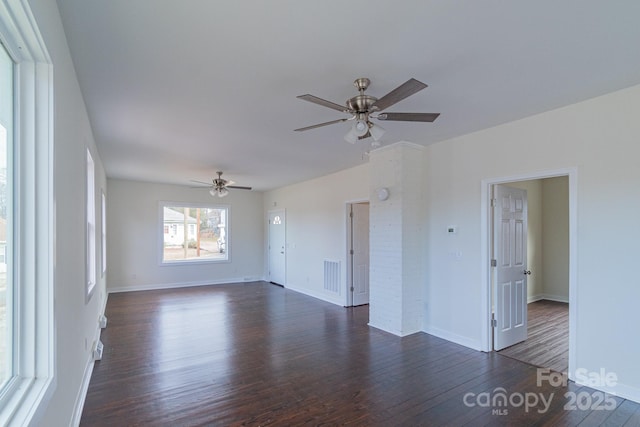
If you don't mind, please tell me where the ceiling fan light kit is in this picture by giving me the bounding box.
[369,122,385,141]
[210,187,229,198]
[296,77,440,143]
[191,171,252,197]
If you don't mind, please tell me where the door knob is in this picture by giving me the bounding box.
[523,270,532,275]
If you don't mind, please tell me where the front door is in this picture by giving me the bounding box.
[351,203,370,306]
[268,210,286,286]
[493,185,528,350]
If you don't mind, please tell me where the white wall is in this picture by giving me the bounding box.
[369,143,427,335]
[542,176,569,301]
[27,0,109,425]
[425,83,640,400]
[107,179,264,292]
[263,164,369,306]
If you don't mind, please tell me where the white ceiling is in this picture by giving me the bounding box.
[56,0,640,191]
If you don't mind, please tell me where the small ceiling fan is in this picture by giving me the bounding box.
[190,171,252,198]
[295,77,440,143]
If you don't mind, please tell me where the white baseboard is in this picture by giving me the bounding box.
[573,379,640,405]
[422,325,483,351]
[283,283,344,307]
[528,294,569,304]
[528,294,544,303]
[367,321,403,337]
[71,353,94,427]
[108,277,264,294]
[71,289,110,426]
[71,324,102,426]
[367,321,422,337]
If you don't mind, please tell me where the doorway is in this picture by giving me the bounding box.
[482,169,576,378]
[347,202,369,306]
[492,177,570,373]
[268,209,286,286]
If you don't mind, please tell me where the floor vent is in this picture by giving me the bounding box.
[323,260,340,293]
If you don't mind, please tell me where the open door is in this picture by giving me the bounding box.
[493,185,528,350]
[349,202,369,306]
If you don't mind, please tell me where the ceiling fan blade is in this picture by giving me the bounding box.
[294,118,348,132]
[190,179,213,186]
[227,185,252,190]
[297,94,348,112]
[371,78,428,112]
[377,112,440,122]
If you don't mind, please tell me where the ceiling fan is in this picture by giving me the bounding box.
[190,171,252,198]
[294,77,440,143]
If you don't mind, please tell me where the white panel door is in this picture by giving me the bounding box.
[268,210,286,286]
[494,185,528,351]
[351,203,370,306]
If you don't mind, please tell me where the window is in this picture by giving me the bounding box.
[0,1,54,424]
[86,149,96,297]
[161,203,229,263]
[0,36,13,390]
[101,190,106,276]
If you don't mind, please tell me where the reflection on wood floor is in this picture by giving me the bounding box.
[81,283,638,426]
[499,300,569,373]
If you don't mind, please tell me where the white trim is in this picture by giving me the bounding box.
[480,168,578,379]
[107,277,261,294]
[284,282,343,307]
[71,288,108,426]
[580,381,640,405]
[423,326,483,350]
[71,354,95,427]
[528,294,570,304]
[0,1,55,425]
[368,322,422,338]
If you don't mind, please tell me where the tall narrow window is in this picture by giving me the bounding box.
[0,39,14,390]
[86,149,96,298]
[0,1,54,423]
[101,190,106,276]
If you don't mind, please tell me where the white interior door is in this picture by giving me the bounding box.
[268,210,286,286]
[493,185,528,350]
[351,203,370,306]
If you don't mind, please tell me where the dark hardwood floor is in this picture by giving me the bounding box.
[81,282,639,426]
[499,300,569,373]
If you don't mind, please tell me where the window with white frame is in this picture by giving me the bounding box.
[0,34,13,391]
[102,190,106,276]
[161,203,229,263]
[86,149,96,297]
[0,1,55,424]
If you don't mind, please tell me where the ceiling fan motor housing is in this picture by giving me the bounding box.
[346,95,377,114]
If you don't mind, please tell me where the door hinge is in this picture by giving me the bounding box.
[350,287,354,292]
[491,259,497,267]
[349,211,353,218]
[491,198,497,207]
[350,249,354,255]
[491,314,497,327]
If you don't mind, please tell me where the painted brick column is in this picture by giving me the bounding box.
[368,142,425,336]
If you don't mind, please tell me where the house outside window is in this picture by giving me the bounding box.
[161,204,229,263]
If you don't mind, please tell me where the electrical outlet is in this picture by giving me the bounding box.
[93,340,104,361]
